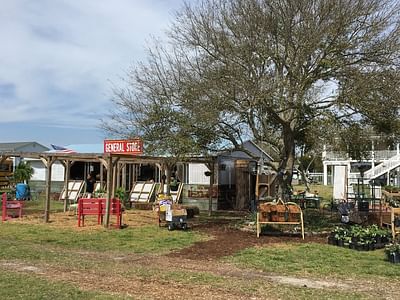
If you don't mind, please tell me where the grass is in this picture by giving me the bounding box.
[228,242,400,280]
[0,199,398,299]
[0,272,121,300]
[0,223,204,254]
[293,184,333,206]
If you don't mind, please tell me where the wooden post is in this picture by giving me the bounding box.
[205,161,215,216]
[41,157,55,223]
[116,162,121,189]
[100,163,104,190]
[208,165,214,216]
[103,155,120,228]
[121,163,126,190]
[235,160,250,210]
[112,163,117,197]
[62,160,70,212]
[165,165,171,195]
[104,155,112,228]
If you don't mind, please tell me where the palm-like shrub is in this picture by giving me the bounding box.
[13,162,34,184]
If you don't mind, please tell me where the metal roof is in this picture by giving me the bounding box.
[0,142,49,152]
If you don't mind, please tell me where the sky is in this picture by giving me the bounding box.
[0,0,183,148]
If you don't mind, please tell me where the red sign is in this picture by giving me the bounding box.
[103,139,143,154]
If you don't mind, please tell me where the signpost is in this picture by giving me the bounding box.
[103,139,143,227]
[103,139,143,155]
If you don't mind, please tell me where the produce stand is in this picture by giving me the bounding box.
[256,199,304,239]
[157,195,188,231]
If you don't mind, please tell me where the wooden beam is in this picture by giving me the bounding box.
[40,156,56,223]
[0,155,9,165]
[104,155,113,228]
[100,163,104,190]
[62,160,71,212]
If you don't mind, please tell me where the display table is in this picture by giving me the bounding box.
[256,200,304,239]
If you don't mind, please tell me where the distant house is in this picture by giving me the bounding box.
[0,142,50,187]
[0,141,49,170]
[0,141,49,153]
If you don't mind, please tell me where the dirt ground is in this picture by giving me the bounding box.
[170,218,326,260]
[4,209,400,299]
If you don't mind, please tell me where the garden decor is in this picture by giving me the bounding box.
[257,199,304,239]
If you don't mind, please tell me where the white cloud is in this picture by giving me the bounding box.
[0,0,183,130]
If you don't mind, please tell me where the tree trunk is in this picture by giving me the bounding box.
[277,125,296,201]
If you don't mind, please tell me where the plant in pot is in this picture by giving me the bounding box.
[350,226,362,243]
[13,161,34,200]
[94,187,106,198]
[374,227,391,248]
[333,227,348,247]
[384,243,400,263]
[328,227,341,245]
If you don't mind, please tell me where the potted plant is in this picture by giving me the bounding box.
[385,243,400,264]
[334,227,348,247]
[13,162,34,200]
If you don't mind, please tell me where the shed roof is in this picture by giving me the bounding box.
[0,142,49,152]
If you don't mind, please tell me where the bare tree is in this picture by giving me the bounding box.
[103,0,400,199]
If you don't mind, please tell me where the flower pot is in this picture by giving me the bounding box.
[389,252,400,264]
[356,244,364,251]
[327,236,336,245]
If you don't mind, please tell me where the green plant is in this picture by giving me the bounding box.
[115,187,128,207]
[384,243,400,259]
[94,187,106,197]
[332,227,348,241]
[385,243,400,255]
[383,185,400,193]
[12,162,34,184]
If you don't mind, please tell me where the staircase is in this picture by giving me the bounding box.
[364,154,400,180]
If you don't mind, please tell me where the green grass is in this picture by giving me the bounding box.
[0,199,65,215]
[0,202,397,299]
[0,223,204,254]
[228,242,400,279]
[0,272,123,299]
[293,184,333,205]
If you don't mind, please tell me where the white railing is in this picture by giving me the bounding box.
[364,154,400,179]
[308,172,324,184]
[374,150,398,161]
[323,151,349,161]
[324,150,398,162]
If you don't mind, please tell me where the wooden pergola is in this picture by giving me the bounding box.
[0,151,215,226]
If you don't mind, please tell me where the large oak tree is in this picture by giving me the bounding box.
[103,0,400,198]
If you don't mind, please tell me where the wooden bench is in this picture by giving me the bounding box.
[2,193,23,221]
[77,198,122,228]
